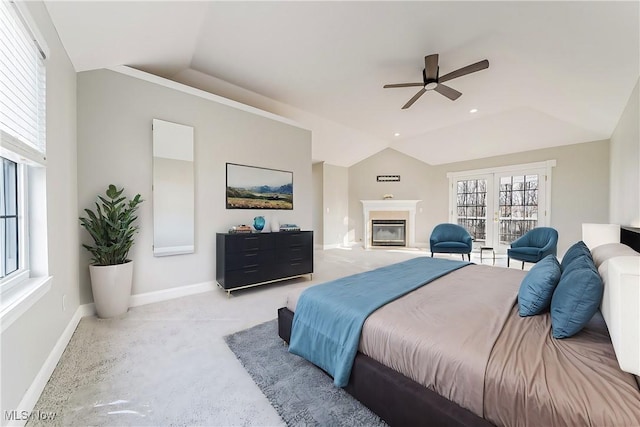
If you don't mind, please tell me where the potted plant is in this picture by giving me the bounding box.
[79,185,143,318]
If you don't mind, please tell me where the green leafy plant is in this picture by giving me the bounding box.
[79,185,143,266]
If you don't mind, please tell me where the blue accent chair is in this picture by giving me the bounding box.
[430,223,473,261]
[507,227,558,269]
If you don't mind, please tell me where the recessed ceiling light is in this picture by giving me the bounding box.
[469,108,478,114]
[394,132,401,137]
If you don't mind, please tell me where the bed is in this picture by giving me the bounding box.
[277,225,640,426]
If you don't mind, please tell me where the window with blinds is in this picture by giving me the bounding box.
[0,0,46,164]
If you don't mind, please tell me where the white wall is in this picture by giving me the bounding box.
[348,141,610,256]
[77,69,312,304]
[610,79,640,227]
[1,1,79,417]
[322,164,349,248]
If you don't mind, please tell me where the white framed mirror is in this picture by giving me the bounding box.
[152,119,195,256]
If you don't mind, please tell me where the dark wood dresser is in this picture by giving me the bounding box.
[216,231,313,294]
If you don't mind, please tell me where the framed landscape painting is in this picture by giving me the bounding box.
[226,163,293,210]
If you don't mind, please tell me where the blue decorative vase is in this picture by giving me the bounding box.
[253,216,265,231]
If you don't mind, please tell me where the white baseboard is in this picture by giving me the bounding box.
[129,281,216,308]
[322,243,342,250]
[9,304,86,427]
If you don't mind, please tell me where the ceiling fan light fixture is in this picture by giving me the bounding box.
[394,132,401,137]
[470,108,478,113]
[384,55,489,109]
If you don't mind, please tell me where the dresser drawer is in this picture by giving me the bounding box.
[225,249,275,271]
[278,260,313,277]
[276,231,313,249]
[226,233,275,252]
[223,267,271,289]
[276,245,312,263]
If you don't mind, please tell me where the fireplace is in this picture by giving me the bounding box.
[371,219,406,246]
[361,200,420,249]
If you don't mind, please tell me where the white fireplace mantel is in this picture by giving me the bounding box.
[361,200,421,248]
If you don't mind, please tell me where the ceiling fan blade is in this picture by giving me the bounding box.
[402,88,427,109]
[438,59,489,83]
[424,54,439,80]
[383,83,424,88]
[434,83,462,100]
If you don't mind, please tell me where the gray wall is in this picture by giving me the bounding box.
[1,1,79,415]
[322,164,349,247]
[349,149,431,246]
[348,141,610,256]
[312,162,324,246]
[77,69,312,303]
[610,79,640,227]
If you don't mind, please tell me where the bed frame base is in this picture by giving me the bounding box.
[277,307,493,427]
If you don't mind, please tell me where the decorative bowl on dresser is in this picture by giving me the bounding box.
[216,230,313,295]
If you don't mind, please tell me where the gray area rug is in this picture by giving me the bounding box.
[224,320,387,426]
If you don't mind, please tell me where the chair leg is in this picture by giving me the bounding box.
[467,254,471,262]
[461,254,464,261]
[431,252,434,257]
[507,257,510,267]
[521,261,525,270]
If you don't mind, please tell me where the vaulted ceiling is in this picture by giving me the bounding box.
[45,1,639,166]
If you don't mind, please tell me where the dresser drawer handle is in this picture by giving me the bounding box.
[244,264,259,269]
[244,253,258,257]
[290,262,301,266]
[291,257,303,262]
[244,269,258,274]
[245,237,259,240]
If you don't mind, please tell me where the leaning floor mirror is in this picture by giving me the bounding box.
[152,119,195,256]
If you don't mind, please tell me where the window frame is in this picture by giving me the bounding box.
[0,0,51,330]
[0,156,29,293]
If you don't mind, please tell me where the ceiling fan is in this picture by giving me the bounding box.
[384,54,489,109]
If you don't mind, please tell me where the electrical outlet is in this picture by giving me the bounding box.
[62,295,67,312]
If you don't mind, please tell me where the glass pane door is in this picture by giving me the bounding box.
[453,175,493,247]
[451,168,547,253]
[494,170,546,251]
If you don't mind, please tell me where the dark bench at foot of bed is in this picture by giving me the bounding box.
[278,307,494,427]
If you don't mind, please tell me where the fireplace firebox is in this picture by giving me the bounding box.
[371,219,406,246]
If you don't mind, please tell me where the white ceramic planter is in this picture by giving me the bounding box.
[89,261,134,318]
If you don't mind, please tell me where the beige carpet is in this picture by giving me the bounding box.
[28,247,454,426]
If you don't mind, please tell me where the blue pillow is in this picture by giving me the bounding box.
[518,255,562,316]
[550,256,604,338]
[561,241,591,271]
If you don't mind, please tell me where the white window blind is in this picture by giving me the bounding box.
[0,0,46,165]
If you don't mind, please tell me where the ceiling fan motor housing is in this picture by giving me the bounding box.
[422,68,439,89]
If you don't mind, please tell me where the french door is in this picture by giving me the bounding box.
[449,162,553,253]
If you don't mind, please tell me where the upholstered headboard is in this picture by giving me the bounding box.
[582,224,640,376]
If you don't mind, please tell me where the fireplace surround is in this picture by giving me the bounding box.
[361,200,421,249]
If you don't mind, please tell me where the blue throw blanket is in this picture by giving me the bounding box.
[289,256,470,387]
